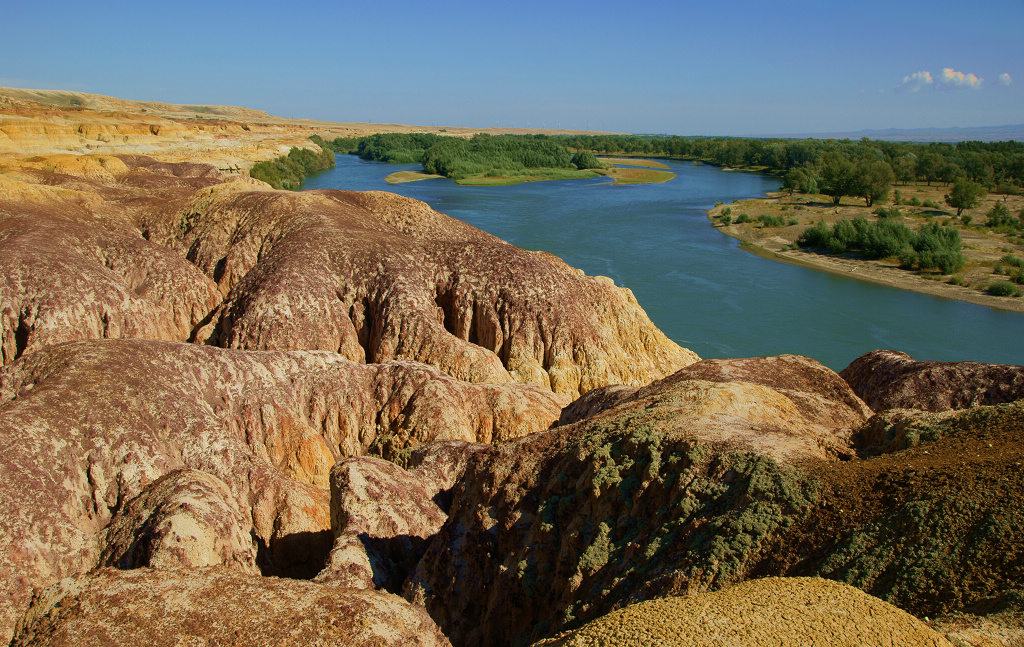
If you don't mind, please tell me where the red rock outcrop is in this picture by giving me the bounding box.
[840,349,1024,412]
[99,469,259,573]
[10,567,452,647]
[0,172,222,364]
[316,456,448,591]
[0,339,561,643]
[165,186,696,397]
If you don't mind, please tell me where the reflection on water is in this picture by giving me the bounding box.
[303,155,1023,370]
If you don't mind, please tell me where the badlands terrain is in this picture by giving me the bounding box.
[1,88,1022,646]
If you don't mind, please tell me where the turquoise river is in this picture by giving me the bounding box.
[304,155,1023,371]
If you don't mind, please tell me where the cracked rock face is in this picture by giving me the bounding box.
[316,456,451,591]
[840,349,1024,412]
[167,186,697,397]
[0,339,560,643]
[10,567,452,647]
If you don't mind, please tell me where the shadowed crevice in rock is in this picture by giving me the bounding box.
[360,533,433,594]
[259,529,333,580]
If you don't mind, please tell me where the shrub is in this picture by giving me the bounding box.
[722,207,732,216]
[986,202,1023,231]
[249,138,336,190]
[720,215,732,225]
[907,197,922,206]
[736,213,753,223]
[988,281,1021,297]
[948,275,969,286]
[922,199,939,209]
[798,217,963,272]
[757,214,786,227]
[1000,254,1024,268]
[570,150,604,170]
[873,206,902,218]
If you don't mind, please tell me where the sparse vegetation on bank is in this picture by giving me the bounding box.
[249,135,335,190]
[798,218,965,274]
[707,178,1024,312]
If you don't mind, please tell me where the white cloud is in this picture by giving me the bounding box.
[999,72,1013,86]
[899,70,933,92]
[941,67,983,88]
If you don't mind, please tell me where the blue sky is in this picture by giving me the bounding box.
[2,0,1021,135]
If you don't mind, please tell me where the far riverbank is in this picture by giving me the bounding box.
[707,183,1024,315]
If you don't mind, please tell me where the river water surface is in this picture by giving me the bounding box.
[304,155,1023,370]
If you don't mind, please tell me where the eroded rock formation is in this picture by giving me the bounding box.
[404,361,1023,646]
[0,339,560,643]
[2,95,1021,647]
[10,567,452,647]
[316,456,448,591]
[100,469,259,573]
[840,349,1024,412]
[165,186,696,397]
[405,355,869,645]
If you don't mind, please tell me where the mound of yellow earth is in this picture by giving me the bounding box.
[536,577,952,647]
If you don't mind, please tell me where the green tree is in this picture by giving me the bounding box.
[570,150,604,170]
[893,154,917,185]
[916,152,942,185]
[818,152,857,205]
[944,177,987,218]
[853,159,895,207]
[782,166,819,195]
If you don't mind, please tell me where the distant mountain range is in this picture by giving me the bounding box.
[762,124,1024,143]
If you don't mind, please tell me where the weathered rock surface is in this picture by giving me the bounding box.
[558,355,871,462]
[0,171,222,364]
[406,354,868,646]
[1,149,695,398]
[167,186,696,397]
[840,349,1024,412]
[0,339,560,644]
[533,577,953,647]
[99,469,259,573]
[405,363,1022,646]
[10,567,452,647]
[315,442,490,592]
[316,456,448,591]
